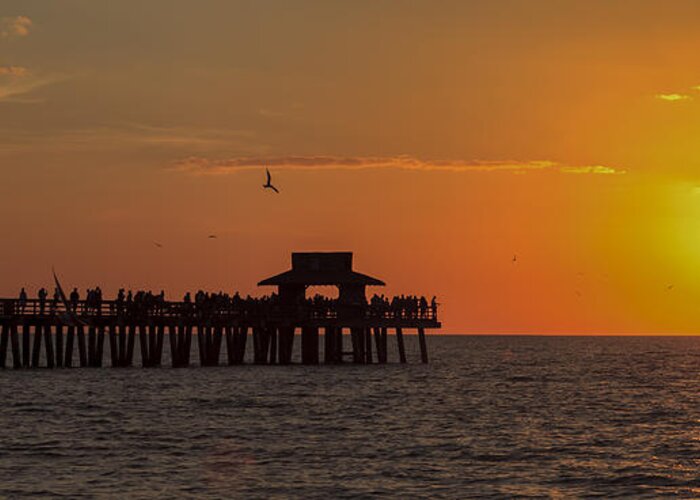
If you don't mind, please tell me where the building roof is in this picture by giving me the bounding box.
[258,252,385,287]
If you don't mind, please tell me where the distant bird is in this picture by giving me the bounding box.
[575,290,582,297]
[512,254,517,263]
[208,235,217,239]
[263,168,279,193]
[153,242,163,248]
[667,284,674,291]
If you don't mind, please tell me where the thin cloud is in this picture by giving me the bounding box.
[655,93,692,102]
[0,124,256,153]
[0,65,28,76]
[559,165,623,175]
[0,16,32,38]
[0,72,67,103]
[174,155,624,176]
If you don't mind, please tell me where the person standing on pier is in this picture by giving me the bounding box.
[70,288,80,312]
[95,287,103,316]
[116,288,125,316]
[420,296,428,319]
[38,287,48,315]
[18,287,27,313]
[51,288,60,315]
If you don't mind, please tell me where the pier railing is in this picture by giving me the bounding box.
[0,298,439,323]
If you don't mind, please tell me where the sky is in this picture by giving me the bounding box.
[2,0,700,334]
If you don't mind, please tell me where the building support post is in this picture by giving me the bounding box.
[269,326,277,364]
[302,326,319,365]
[335,327,344,363]
[324,326,335,364]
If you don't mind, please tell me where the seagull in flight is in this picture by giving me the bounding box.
[263,168,279,193]
[153,242,163,248]
[208,235,217,239]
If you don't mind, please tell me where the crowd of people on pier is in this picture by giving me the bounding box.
[8,287,438,321]
[368,294,438,320]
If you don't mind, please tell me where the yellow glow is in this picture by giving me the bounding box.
[656,93,692,101]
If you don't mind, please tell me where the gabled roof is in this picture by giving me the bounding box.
[258,252,385,287]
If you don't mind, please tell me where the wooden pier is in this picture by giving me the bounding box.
[0,252,440,369]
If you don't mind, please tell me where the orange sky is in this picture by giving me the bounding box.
[2,1,700,333]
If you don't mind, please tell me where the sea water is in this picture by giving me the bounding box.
[2,335,700,498]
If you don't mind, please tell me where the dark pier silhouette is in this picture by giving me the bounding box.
[0,253,440,369]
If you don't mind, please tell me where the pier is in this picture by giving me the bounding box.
[0,252,440,369]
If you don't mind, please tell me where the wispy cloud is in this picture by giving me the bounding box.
[0,72,67,103]
[0,65,28,76]
[0,16,32,39]
[174,155,625,176]
[559,165,621,175]
[0,124,256,153]
[656,93,692,102]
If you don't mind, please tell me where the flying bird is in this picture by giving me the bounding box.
[667,284,674,291]
[153,242,163,248]
[208,235,217,239]
[263,168,279,193]
[512,254,517,263]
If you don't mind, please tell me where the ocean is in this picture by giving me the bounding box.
[2,335,700,498]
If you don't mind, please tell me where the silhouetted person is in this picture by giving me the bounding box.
[95,286,103,316]
[419,296,428,318]
[38,287,48,315]
[70,288,80,312]
[18,287,27,313]
[431,296,438,319]
[116,288,125,316]
[51,288,60,315]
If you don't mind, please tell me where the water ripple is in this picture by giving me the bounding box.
[3,336,700,497]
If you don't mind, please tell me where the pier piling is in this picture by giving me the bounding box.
[396,327,407,364]
[0,323,7,368]
[11,323,21,369]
